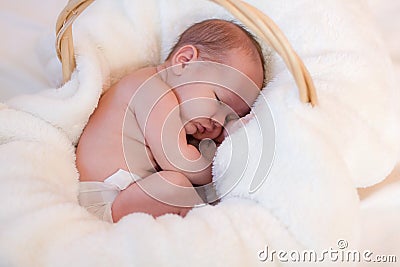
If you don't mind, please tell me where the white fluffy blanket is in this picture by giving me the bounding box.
[358,1,400,265]
[0,0,399,266]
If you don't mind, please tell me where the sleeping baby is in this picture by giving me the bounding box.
[76,19,265,223]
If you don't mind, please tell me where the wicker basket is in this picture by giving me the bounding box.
[55,0,318,106]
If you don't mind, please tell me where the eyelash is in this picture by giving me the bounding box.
[214,93,221,103]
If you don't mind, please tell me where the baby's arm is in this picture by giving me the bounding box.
[133,78,212,185]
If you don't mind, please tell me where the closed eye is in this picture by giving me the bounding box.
[214,93,221,103]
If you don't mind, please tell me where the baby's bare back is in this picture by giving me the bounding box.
[76,67,161,182]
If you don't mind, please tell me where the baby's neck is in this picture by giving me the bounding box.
[155,61,177,86]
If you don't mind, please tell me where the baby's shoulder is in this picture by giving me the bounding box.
[123,66,178,110]
[119,66,158,89]
[110,66,166,102]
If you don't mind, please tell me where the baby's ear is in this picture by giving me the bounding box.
[171,45,199,75]
[172,45,199,65]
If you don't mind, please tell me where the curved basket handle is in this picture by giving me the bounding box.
[210,0,317,106]
[56,0,318,106]
[55,0,95,82]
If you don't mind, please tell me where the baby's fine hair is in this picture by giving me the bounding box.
[166,19,265,84]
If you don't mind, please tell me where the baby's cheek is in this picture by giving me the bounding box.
[182,99,218,119]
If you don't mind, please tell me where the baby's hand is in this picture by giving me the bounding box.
[198,138,217,161]
[187,135,218,160]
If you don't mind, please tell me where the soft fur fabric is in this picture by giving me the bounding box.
[1,0,399,266]
[358,1,400,264]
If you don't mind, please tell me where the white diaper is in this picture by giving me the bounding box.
[78,169,142,223]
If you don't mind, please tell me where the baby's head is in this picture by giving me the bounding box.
[166,19,265,79]
[164,19,265,141]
